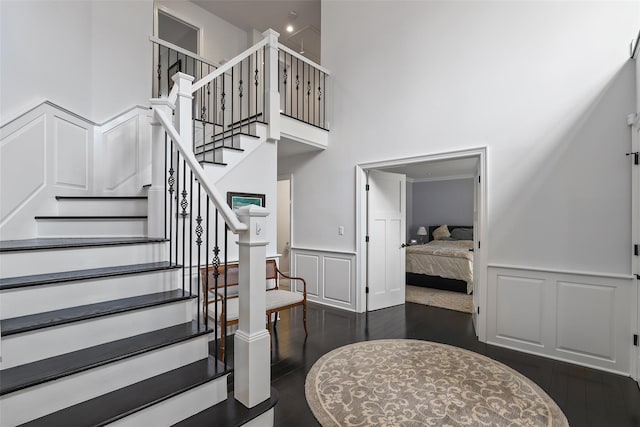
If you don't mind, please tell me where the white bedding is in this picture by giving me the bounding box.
[406,240,474,294]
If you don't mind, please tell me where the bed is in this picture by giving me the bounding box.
[405,225,474,294]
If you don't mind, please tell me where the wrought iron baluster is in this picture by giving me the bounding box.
[180,161,188,294]
[254,51,259,120]
[205,198,210,333]
[221,74,226,149]
[195,181,202,330]
[175,152,180,281]
[239,61,243,135]
[283,52,288,116]
[213,210,221,360]
[189,171,193,296]
[167,143,175,264]
[223,223,228,369]
[296,57,300,119]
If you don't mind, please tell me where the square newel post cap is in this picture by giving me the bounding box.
[235,204,270,218]
[149,98,175,110]
[172,72,195,83]
[262,28,280,41]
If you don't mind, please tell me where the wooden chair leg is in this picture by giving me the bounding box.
[220,327,225,363]
[267,314,272,335]
[303,302,308,336]
[273,312,278,329]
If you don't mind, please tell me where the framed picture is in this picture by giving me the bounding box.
[168,59,182,91]
[227,192,265,210]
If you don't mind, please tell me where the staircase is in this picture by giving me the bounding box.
[0,196,231,426]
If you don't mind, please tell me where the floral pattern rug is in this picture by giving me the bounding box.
[305,340,569,427]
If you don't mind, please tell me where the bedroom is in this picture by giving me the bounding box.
[380,156,480,316]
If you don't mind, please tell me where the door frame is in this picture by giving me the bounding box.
[630,112,639,385]
[277,173,294,278]
[356,147,488,341]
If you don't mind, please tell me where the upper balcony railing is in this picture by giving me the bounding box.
[150,31,330,151]
[277,44,329,130]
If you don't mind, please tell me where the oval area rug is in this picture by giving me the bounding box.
[305,339,569,427]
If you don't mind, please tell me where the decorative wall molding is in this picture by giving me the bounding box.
[0,102,151,239]
[487,266,632,375]
[291,248,356,311]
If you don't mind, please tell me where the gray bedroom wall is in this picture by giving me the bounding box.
[409,179,474,241]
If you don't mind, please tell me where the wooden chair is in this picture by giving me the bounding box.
[200,259,307,361]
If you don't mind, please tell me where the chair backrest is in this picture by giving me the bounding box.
[200,259,279,295]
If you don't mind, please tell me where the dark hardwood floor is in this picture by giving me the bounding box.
[213,302,640,427]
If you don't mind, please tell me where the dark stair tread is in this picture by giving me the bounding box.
[200,160,228,166]
[195,144,245,155]
[34,215,147,220]
[0,237,167,252]
[0,321,210,396]
[211,132,259,143]
[173,387,279,427]
[21,356,229,427]
[0,261,180,290]
[55,196,148,200]
[1,289,195,336]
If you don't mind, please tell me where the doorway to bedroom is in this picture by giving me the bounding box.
[357,147,487,339]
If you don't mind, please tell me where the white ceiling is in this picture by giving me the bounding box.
[192,0,322,63]
[379,157,479,181]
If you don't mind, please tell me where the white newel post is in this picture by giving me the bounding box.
[262,29,280,142]
[235,205,271,408]
[173,72,194,144]
[148,99,174,238]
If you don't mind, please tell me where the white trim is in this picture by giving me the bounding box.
[290,246,357,256]
[154,4,202,56]
[277,43,331,75]
[485,339,629,377]
[407,174,475,183]
[192,39,269,93]
[149,36,218,68]
[0,100,148,130]
[356,147,488,340]
[630,114,640,383]
[487,263,635,281]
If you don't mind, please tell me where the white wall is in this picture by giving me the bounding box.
[0,1,153,124]
[277,179,291,273]
[290,0,637,274]
[155,1,248,65]
[279,1,640,372]
[409,178,474,240]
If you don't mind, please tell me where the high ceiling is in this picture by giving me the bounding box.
[192,0,321,64]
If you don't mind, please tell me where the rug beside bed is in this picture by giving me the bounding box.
[406,285,473,313]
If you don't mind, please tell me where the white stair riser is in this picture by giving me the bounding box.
[0,337,209,426]
[37,218,147,238]
[110,373,228,427]
[0,242,167,277]
[57,199,147,216]
[1,269,181,319]
[1,300,195,369]
[203,135,262,183]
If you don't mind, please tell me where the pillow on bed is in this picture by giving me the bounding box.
[432,225,450,240]
[451,227,473,240]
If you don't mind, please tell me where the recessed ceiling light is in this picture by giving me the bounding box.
[286,25,294,33]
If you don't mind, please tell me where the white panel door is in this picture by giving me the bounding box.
[635,121,640,387]
[367,170,406,311]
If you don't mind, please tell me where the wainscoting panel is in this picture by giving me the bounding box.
[495,274,544,346]
[55,116,88,189]
[488,266,632,375]
[293,253,320,297]
[323,256,352,304]
[0,115,46,222]
[556,280,616,361]
[104,116,139,191]
[292,248,356,311]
